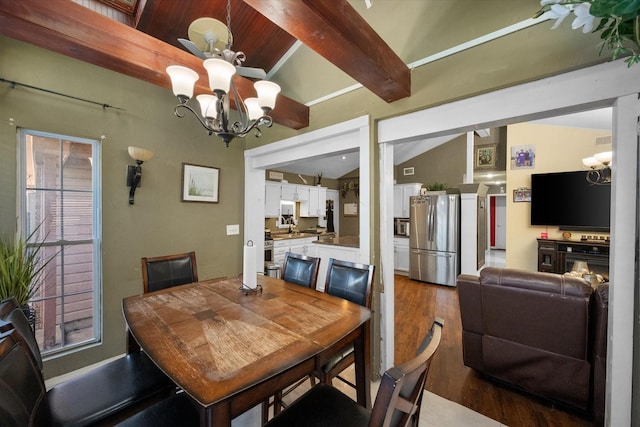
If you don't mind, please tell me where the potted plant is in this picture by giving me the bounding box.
[0,226,54,329]
[535,0,640,67]
[423,182,448,195]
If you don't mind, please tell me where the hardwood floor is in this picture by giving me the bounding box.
[394,274,595,427]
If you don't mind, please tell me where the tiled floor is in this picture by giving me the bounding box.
[485,248,506,268]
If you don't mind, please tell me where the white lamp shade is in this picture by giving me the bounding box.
[582,157,599,168]
[128,146,154,162]
[593,151,612,165]
[197,94,218,118]
[166,65,199,99]
[254,80,281,110]
[203,58,236,93]
[244,98,263,120]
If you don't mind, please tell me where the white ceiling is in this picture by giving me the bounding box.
[273,107,612,179]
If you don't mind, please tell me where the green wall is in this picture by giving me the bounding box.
[0,4,607,377]
[0,36,246,378]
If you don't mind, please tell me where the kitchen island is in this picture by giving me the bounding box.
[271,233,319,265]
[314,234,359,248]
[309,235,360,290]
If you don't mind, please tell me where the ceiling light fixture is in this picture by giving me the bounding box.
[582,150,612,185]
[165,0,281,147]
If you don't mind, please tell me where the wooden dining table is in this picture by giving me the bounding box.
[122,275,372,426]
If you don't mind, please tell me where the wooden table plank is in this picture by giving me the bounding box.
[122,275,371,423]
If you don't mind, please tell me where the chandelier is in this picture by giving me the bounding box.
[165,1,281,147]
[582,151,612,185]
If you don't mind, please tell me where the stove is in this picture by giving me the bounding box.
[264,229,274,263]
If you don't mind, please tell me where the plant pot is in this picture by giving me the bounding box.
[21,304,36,332]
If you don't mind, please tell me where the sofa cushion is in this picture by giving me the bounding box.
[483,335,591,410]
[479,268,592,359]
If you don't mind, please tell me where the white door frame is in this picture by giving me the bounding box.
[378,59,638,426]
[244,115,370,269]
[488,193,507,250]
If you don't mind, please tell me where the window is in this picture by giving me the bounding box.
[18,129,101,355]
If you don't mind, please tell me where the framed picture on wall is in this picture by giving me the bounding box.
[511,144,536,169]
[181,163,219,203]
[513,188,531,202]
[344,202,358,216]
[475,144,496,169]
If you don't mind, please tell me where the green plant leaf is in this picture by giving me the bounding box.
[0,223,57,307]
[591,0,640,17]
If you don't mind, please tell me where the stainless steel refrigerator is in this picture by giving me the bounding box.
[409,194,460,286]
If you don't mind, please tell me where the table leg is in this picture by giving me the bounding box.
[201,402,231,427]
[353,320,372,409]
[126,328,140,354]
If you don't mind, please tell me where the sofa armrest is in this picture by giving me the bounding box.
[457,274,483,334]
[457,274,485,371]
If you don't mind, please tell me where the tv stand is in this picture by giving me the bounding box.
[537,238,610,280]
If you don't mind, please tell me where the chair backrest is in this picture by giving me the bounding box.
[369,318,444,427]
[0,297,42,370]
[324,258,374,308]
[282,252,321,290]
[141,251,198,293]
[0,319,50,426]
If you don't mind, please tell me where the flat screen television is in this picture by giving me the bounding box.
[530,171,611,232]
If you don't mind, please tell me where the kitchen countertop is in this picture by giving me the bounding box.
[272,233,319,241]
[313,235,359,248]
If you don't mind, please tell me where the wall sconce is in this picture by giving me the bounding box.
[127,146,153,205]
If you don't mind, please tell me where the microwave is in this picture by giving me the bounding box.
[395,218,409,236]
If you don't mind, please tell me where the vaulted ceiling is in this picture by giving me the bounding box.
[0,0,410,131]
[0,0,609,178]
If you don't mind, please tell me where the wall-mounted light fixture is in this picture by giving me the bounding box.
[127,146,153,205]
[582,150,612,185]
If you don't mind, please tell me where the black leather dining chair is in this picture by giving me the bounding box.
[263,251,321,422]
[141,251,198,293]
[315,258,375,386]
[0,298,176,426]
[324,258,374,307]
[264,318,444,427]
[281,252,321,289]
[264,258,375,423]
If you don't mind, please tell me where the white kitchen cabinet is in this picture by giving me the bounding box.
[265,182,282,218]
[394,183,422,218]
[267,182,327,218]
[394,237,410,275]
[317,187,327,216]
[304,186,318,217]
[281,184,309,202]
[300,186,327,217]
[272,236,318,265]
[296,186,309,203]
[280,183,297,201]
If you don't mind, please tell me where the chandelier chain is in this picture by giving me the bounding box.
[226,0,233,50]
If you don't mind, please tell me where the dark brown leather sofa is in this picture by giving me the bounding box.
[457,267,608,422]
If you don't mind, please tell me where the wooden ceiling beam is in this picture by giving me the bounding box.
[0,0,309,130]
[243,0,411,103]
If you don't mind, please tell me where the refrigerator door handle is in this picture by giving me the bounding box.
[428,201,435,242]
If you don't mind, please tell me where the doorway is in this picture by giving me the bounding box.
[489,194,506,249]
[378,60,638,425]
